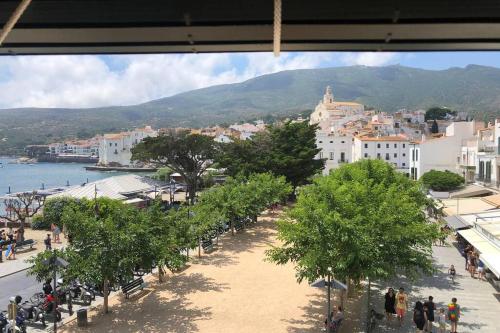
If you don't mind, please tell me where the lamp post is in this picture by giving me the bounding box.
[169,179,175,204]
[327,267,332,333]
[42,250,69,333]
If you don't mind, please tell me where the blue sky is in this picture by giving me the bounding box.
[1,51,499,109]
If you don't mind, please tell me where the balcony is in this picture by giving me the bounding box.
[338,159,348,164]
[478,145,497,153]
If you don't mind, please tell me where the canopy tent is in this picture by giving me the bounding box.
[458,228,500,278]
[449,185,493,199]
[443,215,470,231]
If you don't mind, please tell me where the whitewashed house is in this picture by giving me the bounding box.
[98,126,157,166]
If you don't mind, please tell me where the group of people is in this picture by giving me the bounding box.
[385,287,461,333]
[0,227,21,262]
[463,244,486,280]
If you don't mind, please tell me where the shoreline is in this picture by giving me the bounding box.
[85,165,157,172]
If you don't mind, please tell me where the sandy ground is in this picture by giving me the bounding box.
[1,227,67,260]
[60,213,365,333]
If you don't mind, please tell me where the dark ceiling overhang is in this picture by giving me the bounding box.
[2,0,500,55]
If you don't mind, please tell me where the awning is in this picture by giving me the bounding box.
[458,228,500,278]
[442,198,497,216]
[449,185,493,199]
[482,193,500,207]
[443,216,470,230]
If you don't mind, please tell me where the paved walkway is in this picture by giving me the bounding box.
[370,240,499,333]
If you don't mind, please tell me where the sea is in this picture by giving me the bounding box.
[0,157,121,195]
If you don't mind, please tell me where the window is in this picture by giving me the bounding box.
[114,149,118,154]
[403,153,406,157]
[377,153,381,159]
[386,143,389,148]
[109,143,112,147]
[319,141,323,143]
[319,152,323,159]
[340,152,345,162]
[385,153,390,160]
[403,144,406,148]
[364,153,368,158]
[364,143,368,148]
[394,153,397,158]
[415,149,419,161]
[394,144,397,148]
[115,143,118,147]
[377,143,381,148]
[402,163,406,166]
[329,152,334,160]
[341,141,345,143]
[330,141,333,143]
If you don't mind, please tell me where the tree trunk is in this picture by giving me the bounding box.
[103,279,109,314]
[198,236,201,258]
[231,219,234,236]
[19,218,26,242]
[188,178,197,205]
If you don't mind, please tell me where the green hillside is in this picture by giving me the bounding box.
[1,64,500,154]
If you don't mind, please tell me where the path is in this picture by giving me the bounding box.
[370,240,499,333]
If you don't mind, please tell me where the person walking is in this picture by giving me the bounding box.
[469,252,477,278]
[413,301,427,333]
[436,308,446,333]
[384,288,396,321]
[395,287,408,327]
[424,296,436,332]
[44,234,52,251]
[54,225,61,243]
[477,258,485,280]
[448,264,457,284]
[447,298,460,333]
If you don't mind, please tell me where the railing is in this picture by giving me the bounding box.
[338,159,348,164]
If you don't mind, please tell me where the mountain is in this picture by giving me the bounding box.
[2,64,500,154]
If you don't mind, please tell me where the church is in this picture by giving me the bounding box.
[309,86,364,124]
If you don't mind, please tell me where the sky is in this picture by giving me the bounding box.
[0,51,500,109]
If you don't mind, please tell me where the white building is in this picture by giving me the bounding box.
[316,132,353,174]
[309,86,364,125]
[410,121,484,180]
[353,135,410,174]
[98,126,157,166]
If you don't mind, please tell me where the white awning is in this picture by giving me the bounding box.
[458,228,500,278]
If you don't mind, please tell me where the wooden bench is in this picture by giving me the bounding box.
[121,277,144,299]
[201,238,214,252]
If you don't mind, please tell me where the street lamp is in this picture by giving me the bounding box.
[42,250,69,333]
[169,179,175,204]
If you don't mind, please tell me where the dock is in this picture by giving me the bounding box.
[85,165,157,172]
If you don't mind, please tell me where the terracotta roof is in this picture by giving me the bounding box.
[104,133,126,140]
[335,101,363,106]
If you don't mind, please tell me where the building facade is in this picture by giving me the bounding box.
[353,135,410,175]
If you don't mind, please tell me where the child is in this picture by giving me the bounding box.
[448,264,456,284]
[437,308,446,333]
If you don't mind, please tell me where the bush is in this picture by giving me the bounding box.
[421,170,464,191]
[31,214,51,230]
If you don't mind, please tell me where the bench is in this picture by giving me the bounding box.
[201,238,214,252]
[121,277,144,299]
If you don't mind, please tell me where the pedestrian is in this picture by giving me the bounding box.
[395,287,408,327]
[477,258,485,280]
[44,234,52,250]
[469,252,477,278]
[413,301,427,333]
[51,223,56,241]
[447,298,460,333]
[448,264,457,284]
[5,242,15,260]
[436,308,446,333]
[424,296,436,332]
[384,287,396,321]
[54,225,61,243]
[43,278,53,296]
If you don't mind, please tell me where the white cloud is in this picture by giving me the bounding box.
[0,52,333,109]
[340,52,400,66]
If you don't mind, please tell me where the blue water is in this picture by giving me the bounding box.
[0,157,118,194]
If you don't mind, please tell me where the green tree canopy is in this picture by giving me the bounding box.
[132,131,216,204]
[421,170,464,191]
[216,121,325,190]
[267,159,439,285]
[424,107,457,121]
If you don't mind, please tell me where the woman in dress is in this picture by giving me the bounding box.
[384,288,396,321]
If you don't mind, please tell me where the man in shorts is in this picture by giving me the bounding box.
[395,287,408,327]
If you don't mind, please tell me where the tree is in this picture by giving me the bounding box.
[1,191,45,241]
[132,131,216,204]
[32,197,81,230]
[424,107,457,121]
[266,159,439,288]
[421,170,464,191]
[61,198,145,314]
[216,121,325,190]
[431,119,439,133]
